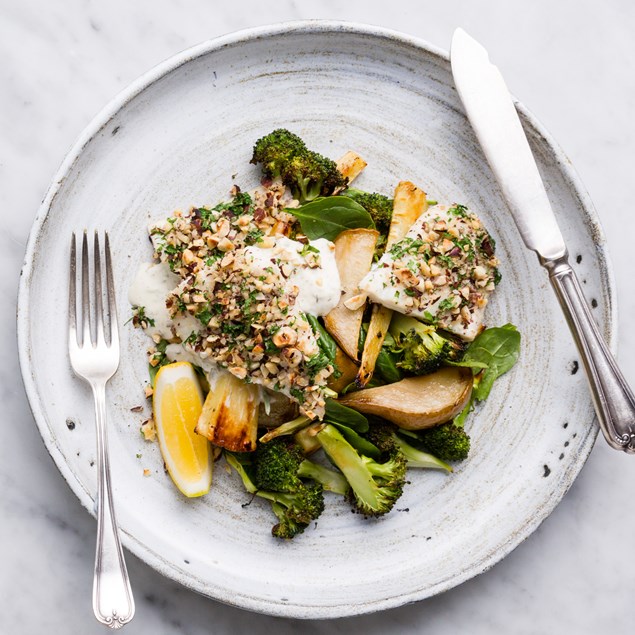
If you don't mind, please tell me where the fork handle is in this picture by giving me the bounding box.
[92,382,135,628]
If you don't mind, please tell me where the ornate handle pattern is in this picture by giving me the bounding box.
[92,382,135,628]
[544,256,635,452]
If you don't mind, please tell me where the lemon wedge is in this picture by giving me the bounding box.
[153,362,211,497]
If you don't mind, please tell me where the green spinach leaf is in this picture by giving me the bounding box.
[305,313,337,363]
[462,324,521,401]
[324,398,369,433]
[330,422,381,460]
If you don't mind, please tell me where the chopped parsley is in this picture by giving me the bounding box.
[290,388,305,404]
[448,203,469,219]
[185,331,199,346]
[389,237,424,259]
[436,254,455,269]
[212,190,253,218]
[300,243,320,258]
[423,310,437,324]
[205,251,223,266]
[244,228,264,245]
[148,339,170,385]
[131,306,155,328]
[306,351,332,379]
[438,297,456,313]
[197,306,213,326]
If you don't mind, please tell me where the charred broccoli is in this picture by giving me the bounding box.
[225,452,325,540]
[266,483,325,540]
[389,313,466,375]
[255,437,349,496]
[365,420,453,472]
[251,128,305,178]
[342,189,393,233]
[251,128,347,203]
[316,424,406,516]
[412,423,471,462]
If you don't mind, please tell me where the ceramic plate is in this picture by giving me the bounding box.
[17,21,615,618]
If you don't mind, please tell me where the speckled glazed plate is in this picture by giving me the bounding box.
[17,21,615,618]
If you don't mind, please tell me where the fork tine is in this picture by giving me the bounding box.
[104,232,119,348]
[94,231,105,345]
[69,233,78,347]
[81,230,92,347]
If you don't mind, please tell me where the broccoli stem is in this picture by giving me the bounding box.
[393,435,452,472]
[225,453,258,493]
[317,425,388,513]
[259,415,311,443]
[297,459,349,496]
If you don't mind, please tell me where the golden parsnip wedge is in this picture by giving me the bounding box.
[341,367,472,430]
[196,371,260,452]
[324,228,379,360]
[385,181,428,249]
[327,345,360,394]
[356,304,393,387]
[336,151,368,184]
[357,181,427,386]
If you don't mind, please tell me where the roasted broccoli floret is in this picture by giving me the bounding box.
[316,424,406,517]
[283,151,346,202]
[389,313,466,375]
[226,452,325,540]
[365,420,453,472]
[342,189,393,233]
[255,437,349,496]
[251,128,347,202]
[251,128,306,180]
[414,422,471,462]
[266,483,325,540]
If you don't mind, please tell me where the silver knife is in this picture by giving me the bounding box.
[450,27,635,453]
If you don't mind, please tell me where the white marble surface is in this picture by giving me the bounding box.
[3,1,635,633]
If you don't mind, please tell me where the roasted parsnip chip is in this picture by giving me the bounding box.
[357,181,427,386]
[196,371,260,452]
[324,228,379,360]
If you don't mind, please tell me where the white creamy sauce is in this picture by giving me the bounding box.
[128,262,217,371]
[164,343,218,374]
[129,236,341,372]
[243,236,341,316]
[128,262,179,340]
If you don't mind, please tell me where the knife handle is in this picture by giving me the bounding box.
[543,255,635,452]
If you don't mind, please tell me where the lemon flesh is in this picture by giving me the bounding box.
[153,362,211,497]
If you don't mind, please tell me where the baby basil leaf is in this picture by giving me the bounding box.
[286,196,375,241]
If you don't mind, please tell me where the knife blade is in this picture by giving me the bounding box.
[450,28,566,262]
[450,28,635,452]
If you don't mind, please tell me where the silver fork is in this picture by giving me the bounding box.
[69,231,135,629]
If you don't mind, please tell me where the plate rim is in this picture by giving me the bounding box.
[17,19,616,618]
